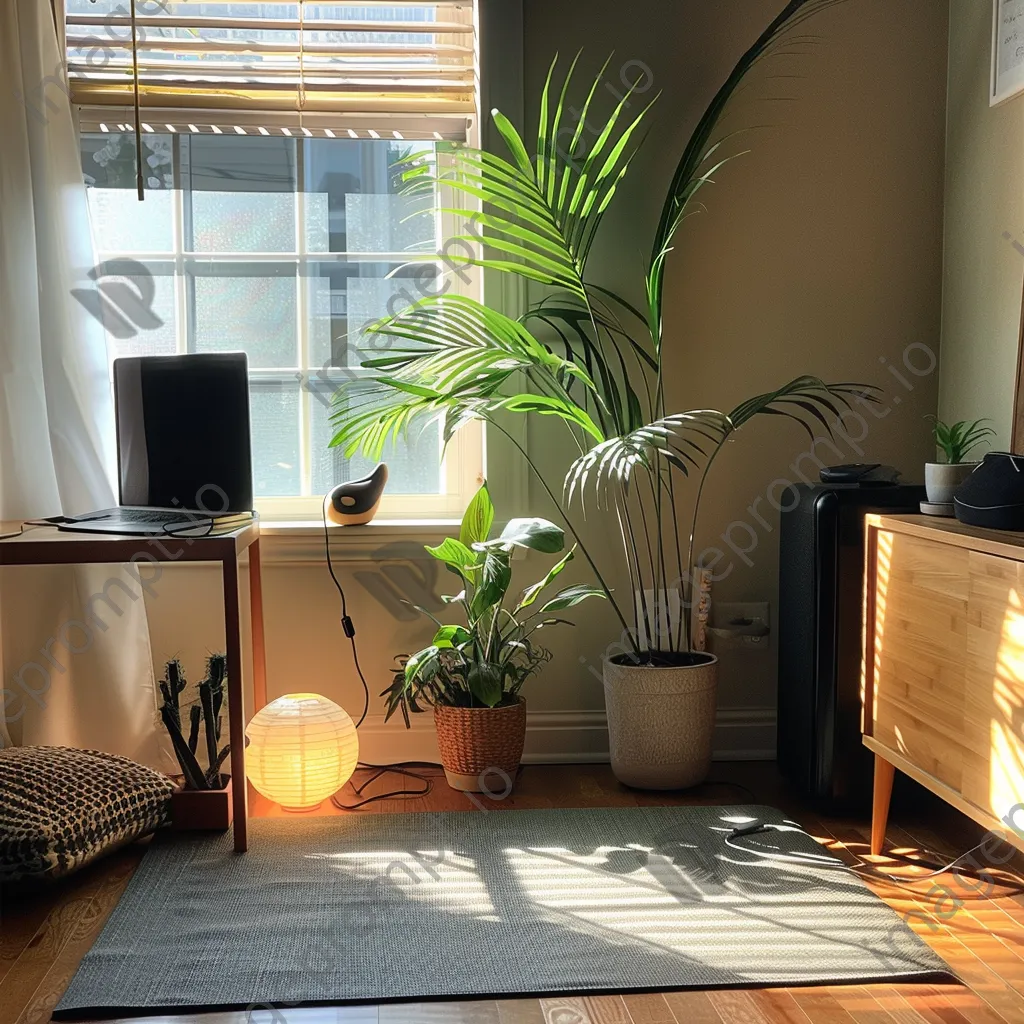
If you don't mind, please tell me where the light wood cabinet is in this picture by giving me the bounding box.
[862,514,1024,853]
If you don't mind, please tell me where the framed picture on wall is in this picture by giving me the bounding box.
[992,0,1024,106]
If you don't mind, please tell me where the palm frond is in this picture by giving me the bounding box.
[359,293,591,390]
[330,385,466,461]
[398,55,657,301]
[563,411,733,509]
[522,300,650,437]
[329,294,607,458]
[728,376,881,438]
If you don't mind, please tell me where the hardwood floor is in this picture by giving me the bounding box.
[3,762,1024,1024]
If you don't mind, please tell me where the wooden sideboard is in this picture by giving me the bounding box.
[862,514,1024,855]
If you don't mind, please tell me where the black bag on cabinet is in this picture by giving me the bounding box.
[954,452,1024,531]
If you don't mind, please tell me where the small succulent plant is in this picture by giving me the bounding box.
[928,417,995,465]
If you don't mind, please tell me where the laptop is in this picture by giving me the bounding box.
[60,353,254,536]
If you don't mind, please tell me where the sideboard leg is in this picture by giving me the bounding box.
[871,754,895,856]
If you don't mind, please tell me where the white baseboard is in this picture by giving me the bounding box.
[355,707,777,765]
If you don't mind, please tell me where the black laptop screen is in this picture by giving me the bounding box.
[114,354,253,513]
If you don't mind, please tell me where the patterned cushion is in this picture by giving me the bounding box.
[0,746,173,881]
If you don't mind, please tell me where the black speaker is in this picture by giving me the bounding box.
[777,483,925,804]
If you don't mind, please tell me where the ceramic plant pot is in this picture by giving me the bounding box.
[434,698,527,793]
[603,654,718,790]
[925,462,978,504]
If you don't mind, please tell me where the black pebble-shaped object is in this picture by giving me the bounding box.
[326,463,389,525]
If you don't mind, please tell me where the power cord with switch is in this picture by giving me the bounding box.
[320,496,436,809]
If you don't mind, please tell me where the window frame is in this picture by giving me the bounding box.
[82,126,486,522]
[70,0,494,524]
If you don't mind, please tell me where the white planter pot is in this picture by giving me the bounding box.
[603,654,718,790]
[925,462,978,504]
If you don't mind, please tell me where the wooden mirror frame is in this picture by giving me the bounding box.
[1012,271,1024,453]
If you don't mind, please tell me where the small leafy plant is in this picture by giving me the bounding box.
[158,654,231,790]
[929,417,995,465]
[383,483,605,724]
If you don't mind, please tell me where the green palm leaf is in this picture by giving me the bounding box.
[728,376,880,437]
[329,294,607,459]
[523,302,650,437]
[358,294,584,388]
[564,376,879,512]
[398,55,657,302]
[564,411,733,509]
[329,384,464,461]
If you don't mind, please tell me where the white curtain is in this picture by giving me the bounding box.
[0,0,166,768]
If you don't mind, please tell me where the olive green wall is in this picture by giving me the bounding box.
[518,0,949,728]
[938,0,1024,444]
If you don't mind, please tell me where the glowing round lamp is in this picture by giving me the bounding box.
[245,693,359,811]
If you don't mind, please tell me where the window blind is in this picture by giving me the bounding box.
[66,1,477,140]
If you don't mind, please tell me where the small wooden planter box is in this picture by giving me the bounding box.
[171,775,233,831]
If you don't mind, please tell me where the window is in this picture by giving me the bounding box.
[69,3,483,519]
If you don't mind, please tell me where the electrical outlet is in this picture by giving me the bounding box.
[708,601,771,650]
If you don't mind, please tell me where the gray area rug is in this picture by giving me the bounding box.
[55,805,950,1017]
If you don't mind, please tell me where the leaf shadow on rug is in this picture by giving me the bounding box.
[54,804,953,1018]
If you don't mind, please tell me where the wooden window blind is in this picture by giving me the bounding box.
[65,1,478,140]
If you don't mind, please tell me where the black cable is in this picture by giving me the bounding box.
[322,496,369,730]
[160,512,255,539]
[701,779,759,802]
[358,759,444,772]
[726,823,1024,901]
[0,521,53,540]
[724,824,838,866]
[321,497,437,809]
[331,762,436,811]
[847,841,1024,899]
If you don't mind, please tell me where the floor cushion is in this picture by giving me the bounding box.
[0,746,173,882]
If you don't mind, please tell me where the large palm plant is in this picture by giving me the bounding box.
[331,0,874,661]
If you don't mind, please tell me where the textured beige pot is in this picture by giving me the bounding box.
[603,654,718,790]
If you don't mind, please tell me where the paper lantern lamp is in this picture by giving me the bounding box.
[245,693,359,811]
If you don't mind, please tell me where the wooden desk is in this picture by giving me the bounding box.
[863,514,1024,855]
[0,520,268,852]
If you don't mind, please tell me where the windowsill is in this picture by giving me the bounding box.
[257,518,461,564]
[260,518,461,534]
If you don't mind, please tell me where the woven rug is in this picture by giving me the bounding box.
[54,805,950,1017]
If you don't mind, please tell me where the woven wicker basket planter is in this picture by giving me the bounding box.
[434,698,527,793]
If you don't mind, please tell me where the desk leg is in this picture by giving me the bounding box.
[224,551,248,853]
[871,753,895,856]
[249,537,268,712]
